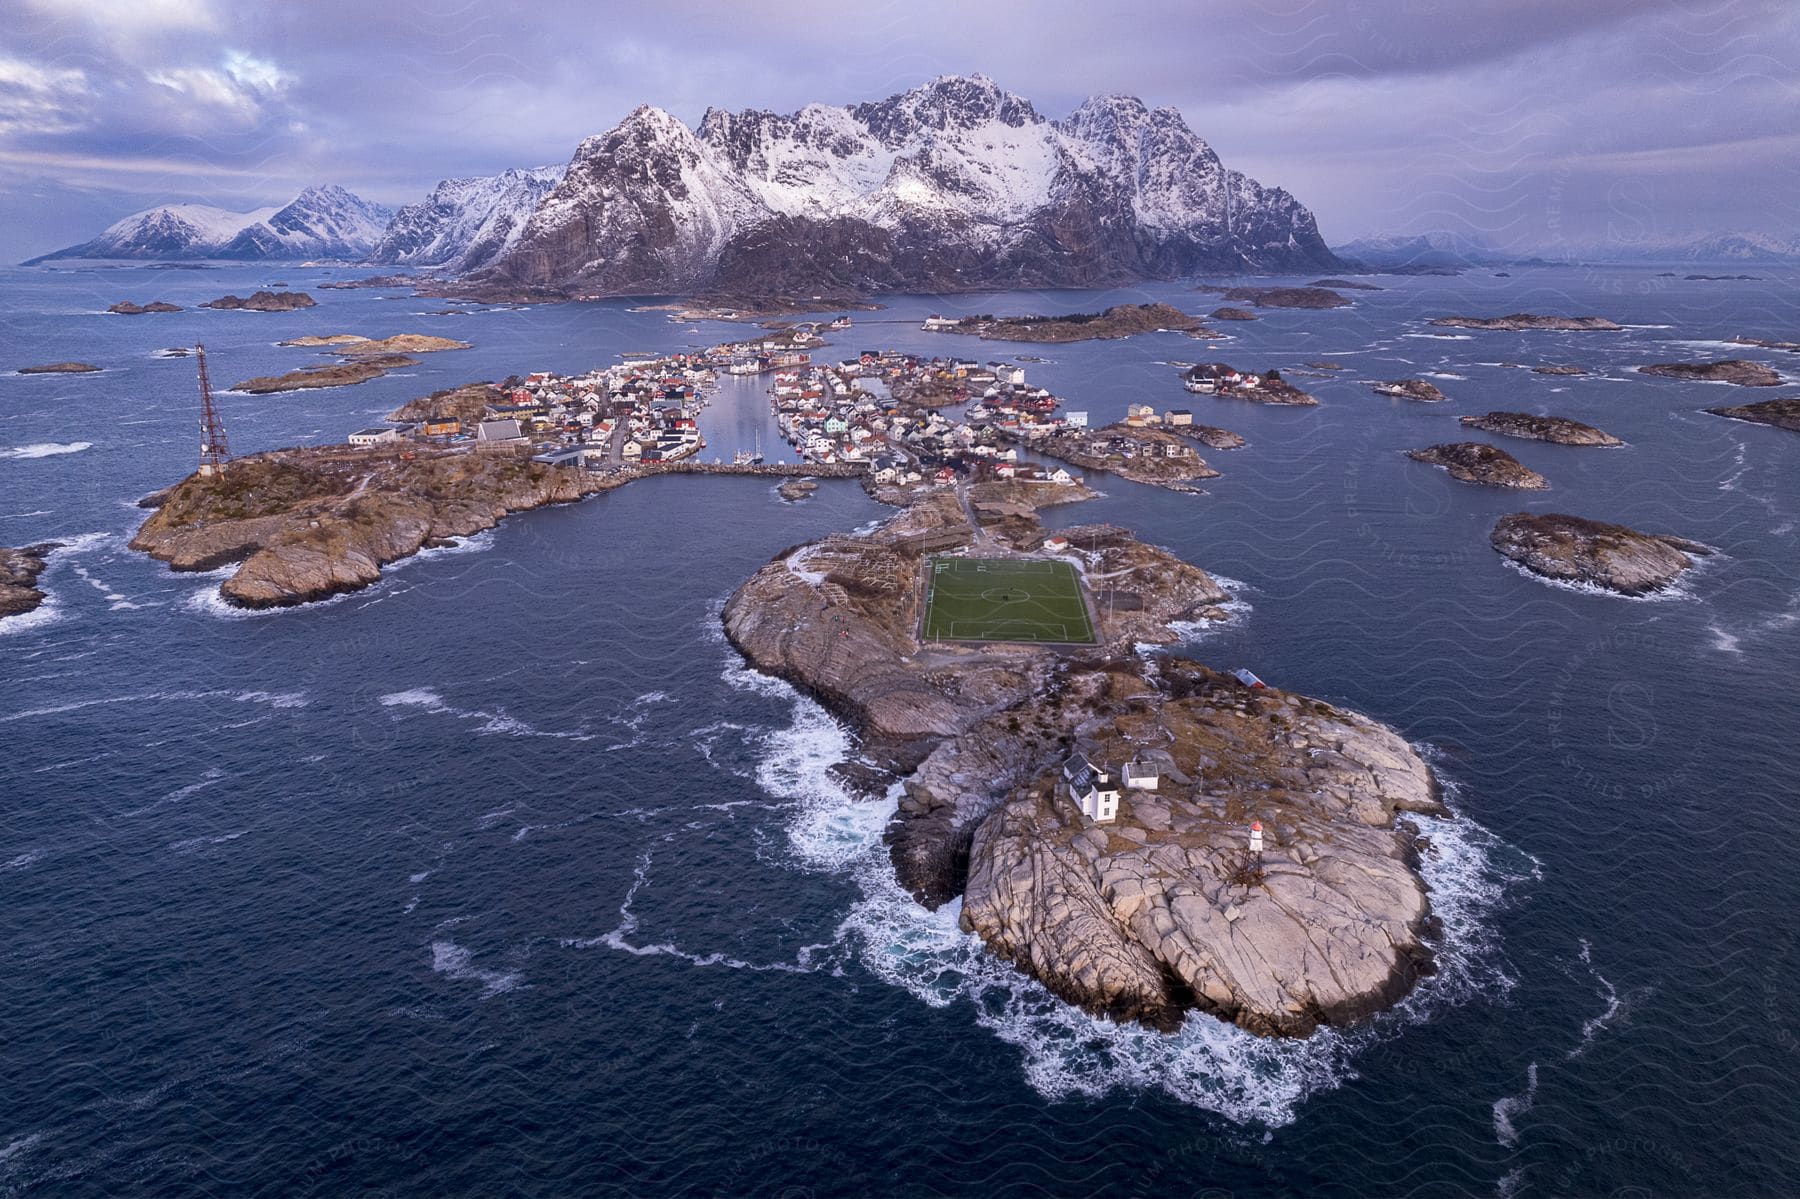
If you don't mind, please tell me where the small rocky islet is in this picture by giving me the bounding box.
[1491,512,1711,596]
[1429,313,1622,331]
[200,290,318,312]
[1408,443,1548,489]
[17,361,100,374]
[1638,359,1782,387]
[1370,378,1447,402]
[0,543,59,621]
[1705,397,1800,432]
[1459,412,1623,446]
[108,300,182,315]
[931,302,1206,343]
[1205,285,1351,309]
[233,333,471,394]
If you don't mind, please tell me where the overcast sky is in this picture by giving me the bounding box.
[3,0,1797,262]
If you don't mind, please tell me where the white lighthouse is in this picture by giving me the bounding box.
[1249,821,1264,853]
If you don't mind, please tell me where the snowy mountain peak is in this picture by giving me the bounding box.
[477,78,1339,295]
[26,186,390,264]
[367,164,568,274]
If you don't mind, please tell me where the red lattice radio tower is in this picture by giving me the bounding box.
[195,343,229,478]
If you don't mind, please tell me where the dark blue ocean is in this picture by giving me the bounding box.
[2,262,1797,1197]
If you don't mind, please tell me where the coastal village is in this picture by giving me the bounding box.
[343,315,1224,494]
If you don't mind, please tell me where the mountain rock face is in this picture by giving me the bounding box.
[367,166,567,273]
[479,75,1340,295]
[27,186,392,263]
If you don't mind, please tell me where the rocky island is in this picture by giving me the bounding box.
[1001,421,1221,491]
[1407,442,1548,489]
[1209,307,1258,321]
[1370,379,1448,402]
[1309,278,1382,290]
[0,544,58,621]
[1204,285,1350,309]
[108,300,182,315]
[1429,314,1622,332]
[1705,397,1800,432]
[16,362,101,374]
[1531,364,1587,376]
[200,290,317,312]
[931,303,1205,343]
[1183,364,1318,405]
[233,333,470,394]
[1637,359,1782,387]
[1458,412,1623,446]
[130,444,621,607]
[723,486,1447,1036]
[1491,512,1711,596]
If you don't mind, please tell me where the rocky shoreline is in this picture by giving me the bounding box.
[0,544,59,621]
[1371,378,1447,402]
[1638,359,1782,387]
[201,290,317,312]
[721,482,1448,1038]
[1407,442,1548,489]
[234,333,470,393]
[1491,512,1710,596]
[17,362,100,374]
[933,302,1204,343]
[1459,412,1622,446]
[1429,313,1621,331]
[1705,397,1800,432]
[1000,422,1221,490]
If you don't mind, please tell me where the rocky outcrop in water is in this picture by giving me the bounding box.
[1407,443,1548,489]
[1705,397,1800,432]
[201,291,317,312]
[1000,422,1221,490]
[0,544,58,620]
[108,300,181,315]
[935,303,1204,343]
[129,445,620,608]
[1371,379,1447,402]
[1638,359,1781,387]
[16,362,99,374]
[1210,307,1257,321]
[1490,512,1710,595]
[1429,314,1621,331]
[1181,424,1245,450]
[1210,285,1349,309]
[1459,412,1622,446]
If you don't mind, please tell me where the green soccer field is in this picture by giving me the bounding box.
[921,556,1097,644]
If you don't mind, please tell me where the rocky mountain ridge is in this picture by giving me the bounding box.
[29,185,392,263]
[477,75,1340,295]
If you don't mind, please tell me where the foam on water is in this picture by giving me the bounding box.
[0,442,91,459]
[428,940,524,998]
[731,649,1531,1125]
[1499,556,1708,604]
[378,686,592,740]
[1491,1061,1538,1148]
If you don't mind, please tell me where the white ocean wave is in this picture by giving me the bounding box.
[0,441,91,459]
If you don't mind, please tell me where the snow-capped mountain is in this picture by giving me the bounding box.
[27,185,392,263]
[479,75,1340,295]
[1574,232,1800,263]
[1332,232,1517,269]
[366,165,567,274]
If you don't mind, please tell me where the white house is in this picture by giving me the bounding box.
[1064,410,1089,428]
[348,427,400,446]
[921,315,960,332]
[1121,761,1160,792]
[1063,752,1121,823]
[1165,409,1194,426]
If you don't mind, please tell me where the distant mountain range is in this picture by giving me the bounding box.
[27,76,1797,290]
[27,185,393,264]
[1333,230,1800,270]
[24,76,1339,292]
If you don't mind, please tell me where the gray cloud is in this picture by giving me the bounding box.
[2,0,1796,262]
